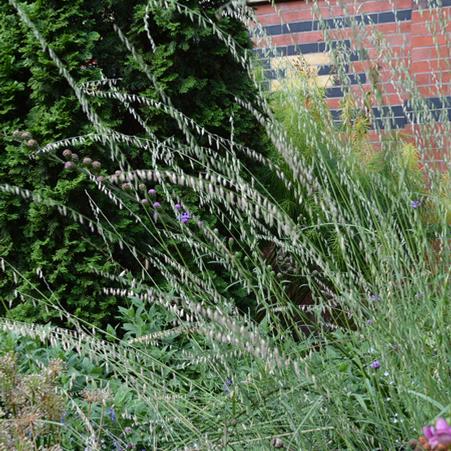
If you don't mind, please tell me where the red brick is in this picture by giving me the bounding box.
[416,85,451,97]
[326,98,341,109]
[411,59,451,73]
[411,34,449,47]
[270,31,324,47]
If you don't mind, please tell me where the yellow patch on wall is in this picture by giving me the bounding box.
[270,53,335,91]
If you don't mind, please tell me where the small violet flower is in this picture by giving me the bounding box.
[179,211,191,223]
[174,203,182,210]
[223,376,233,395]
[107,407,116,422]
[422,418,451,449]
[366,319,374,325]
[411,199,422,209]
[369,294,381,302]
[153,201,161,208]
[148,188,156,195]
[370,360,381,369]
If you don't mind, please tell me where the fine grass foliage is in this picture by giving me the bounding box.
[0,0,449,450]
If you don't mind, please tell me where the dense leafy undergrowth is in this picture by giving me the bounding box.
[0,0,449,450]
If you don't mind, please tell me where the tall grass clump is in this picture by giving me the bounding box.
[0,0,449,449]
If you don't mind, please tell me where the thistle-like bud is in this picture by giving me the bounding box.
[26,139,38,148]
[122,183,132,191]
[64,161,75,170]
[62,149,72,159]
[141,198,149,205]
[139,183,146,191]
[71,153,79,161]
[92,160,101,171]
[82,157,92,166]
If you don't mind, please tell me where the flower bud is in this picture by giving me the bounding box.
[82,157,92,166]
[26,139,38,148]
[64,161,75,170]
[92,160,101,171]
[71,153,79,161]
[62,149,72,159]
[138,183,146,191]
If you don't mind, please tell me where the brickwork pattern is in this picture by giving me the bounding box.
[251,0,451,168]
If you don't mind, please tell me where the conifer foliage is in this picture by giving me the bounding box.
[0,0,260,326]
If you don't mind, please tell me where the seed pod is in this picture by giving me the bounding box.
[26,139,38,148]
[82,157,92,166]
[138,183,146,191]
[71,153,79,161]
[92,160,101,171]
[62,149,72,159]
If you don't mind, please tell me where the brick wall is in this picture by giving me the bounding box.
[251,0,451,168]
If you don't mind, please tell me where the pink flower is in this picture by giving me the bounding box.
[423,418,451,449]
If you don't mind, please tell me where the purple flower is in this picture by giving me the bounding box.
[369,294,381,302]
[370,360,381,369]
[64,161,75,170]
[179,211,191,223]
[175,203,182,210]
[148,188,156,195]
[124,427,132,434]
[153,201,161,208]
[366,319,374,325]
[141,198,149,205]
[423,418,451,449]
[411,200,422,209]
[107,407,116,422]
